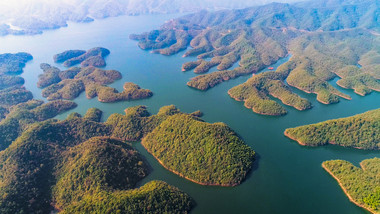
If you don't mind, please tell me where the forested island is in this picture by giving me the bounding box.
[54,47,110,67]
[0,53,79,150]
[0,104,255,213]
[38,63,152,103]
[0,52,33,107]
[142,113,255,186]
[284,108,380,150]
[322,158,380,214]
[131,0,380,115]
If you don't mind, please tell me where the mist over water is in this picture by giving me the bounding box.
[0,0,303,35]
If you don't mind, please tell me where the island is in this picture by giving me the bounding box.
[284,108,380,150]
[0,99,77,151]
[322,158,380,214]
[131,1,380,115]
[0,111,194,213]
[0,105,256,212]
[54,47,110,67]
[0,53,78,151]
[142,113,255,186]
[0,53,33,107]
[38,64,152,103]
[228,61,312,116]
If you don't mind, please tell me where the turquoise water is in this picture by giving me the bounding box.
[0,14,379,214]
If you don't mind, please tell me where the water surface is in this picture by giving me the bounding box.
[0,14,378,214]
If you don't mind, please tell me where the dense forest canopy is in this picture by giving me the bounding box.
[38,49,153,103]
[285,108,380,149]
[323,158,380,214]
[142,114,255,186]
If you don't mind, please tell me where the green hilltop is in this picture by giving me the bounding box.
[323,158,380,214]
[284,108,380,150]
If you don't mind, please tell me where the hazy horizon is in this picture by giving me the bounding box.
[0,0,305,35]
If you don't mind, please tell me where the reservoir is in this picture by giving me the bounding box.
[0,14,378,214]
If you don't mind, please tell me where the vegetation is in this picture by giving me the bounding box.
[107,105,191,141]
[53,50,86,63]
[142,114,255,186]
[133,1,380,110]
[322,158,380,214]
[54,47,110,67]
[53,137,149,209]
[0,86,33,106]
[38,64,152,103]
[0,99,77,151]
[62,181,194,214]
[0,106,201,213]
[285,108,380,149]
[229,61,311,116]
[86,82,153,103]
[0,52,33,74]
[83,107,103,122]
[0,53,34,109]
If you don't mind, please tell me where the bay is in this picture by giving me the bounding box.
[0,14,378,214]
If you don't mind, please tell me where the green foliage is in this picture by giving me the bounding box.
[229,66,311,116]
[0,52,32,74]
[285,108,380,149]
[83,107,103,122]
[0,75,24,90]
[0,53,33,107]
[0,86,33,106]
[87,82,153,103]
[54,47,110,68]
[62,181,194,214]
[323,158,380,213]
[38,64,151,103]
[0,99,77,151]
[42,79,85,100]
[53,50,86,63]
[106,105,186,141]
[37,63,62,88]
[142,114,255,186]
[53,137,148,209]
[0,106,199,213]
[133,2,380,108]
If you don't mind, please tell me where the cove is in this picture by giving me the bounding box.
[0,14,379,214]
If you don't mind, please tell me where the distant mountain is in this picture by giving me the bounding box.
[0,0,303,36]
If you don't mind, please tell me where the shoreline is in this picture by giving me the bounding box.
[322,163,375,214]
[140,141,239,187]
[228,91,287,116]
[283,131,306,146]
[284,130,370,150]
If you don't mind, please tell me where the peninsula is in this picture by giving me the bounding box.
[284,108,380,150]
[322,158,380,214]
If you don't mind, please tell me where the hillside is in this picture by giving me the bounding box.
[142,114,255,186]
[322,158,380,214]
[0,108,195,213]
[0,53,33,107]
[54,47,110,67]
[0,105,254,212]
[38,62,152,103]
[284,108,380,149]
[0,0,303,36]
[0,99,77,151]
[132,0,380,115]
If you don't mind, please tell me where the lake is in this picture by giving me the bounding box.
[0,14,378,214]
